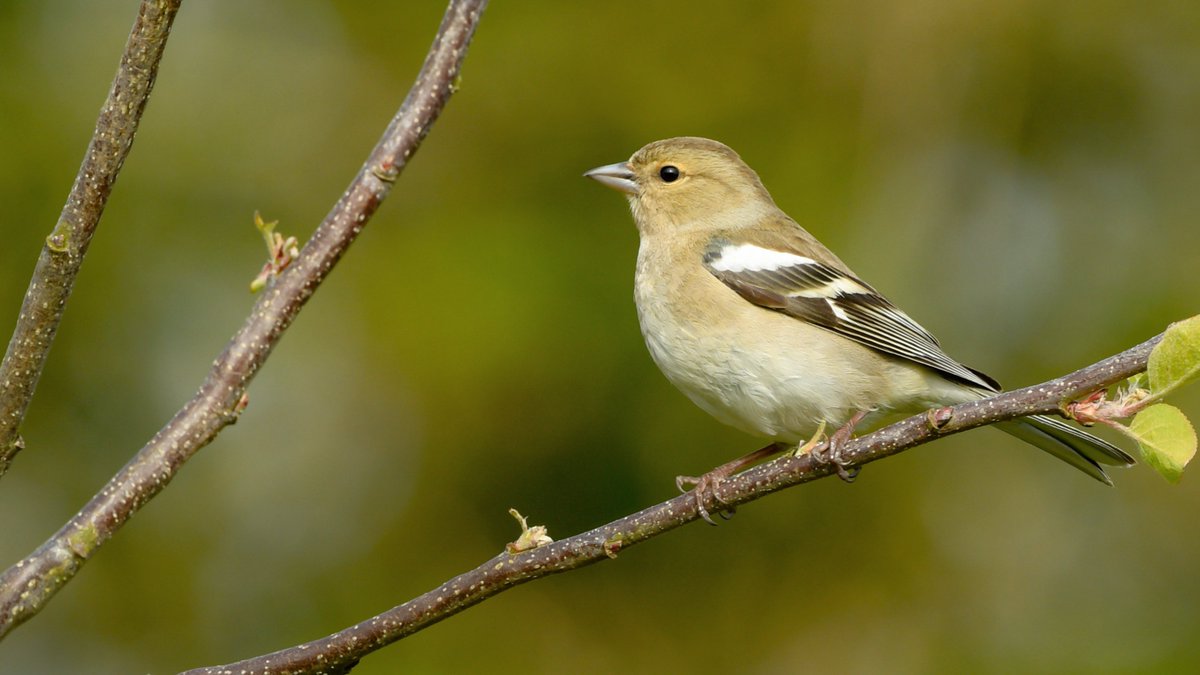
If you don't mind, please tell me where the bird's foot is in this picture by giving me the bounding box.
[676,471,735,525]
[676,441,789,525]
[811,412,868,483]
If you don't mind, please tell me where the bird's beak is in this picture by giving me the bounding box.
[584,162,638,195]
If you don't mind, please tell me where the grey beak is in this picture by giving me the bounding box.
[584,161,638,195]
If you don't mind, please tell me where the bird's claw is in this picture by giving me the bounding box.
[676,472,733,525]
[811,440,859,482]
[810,412,866,483]
[674,442,791,524]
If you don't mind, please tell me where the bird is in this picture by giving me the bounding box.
[585,136,1133,522]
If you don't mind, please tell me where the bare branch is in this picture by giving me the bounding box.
[185,332,1161,675]
[0,0,488,640]
[0,0,182,475]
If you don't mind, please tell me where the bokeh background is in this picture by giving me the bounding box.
[1,1,1198,672]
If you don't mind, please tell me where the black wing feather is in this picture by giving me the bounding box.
[704,240,1000,391]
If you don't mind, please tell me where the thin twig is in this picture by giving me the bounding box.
[0,0,488,640]
[185,332,1161,675]
[0,0,182,476]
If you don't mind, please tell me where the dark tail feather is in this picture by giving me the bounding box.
[996,415,1135,485]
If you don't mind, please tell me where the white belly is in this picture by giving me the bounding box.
[632,239,971,443]
[636,310,870,441]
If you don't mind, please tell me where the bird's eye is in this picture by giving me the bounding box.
[659,165,681,183]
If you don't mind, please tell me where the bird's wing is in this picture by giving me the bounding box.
[702,236,1000,391]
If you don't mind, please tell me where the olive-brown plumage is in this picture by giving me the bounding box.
[586,137,1132,514]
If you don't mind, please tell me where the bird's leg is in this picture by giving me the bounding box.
[676,441,790,525]
[811,410,869,483]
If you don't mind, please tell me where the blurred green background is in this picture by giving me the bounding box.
[1,1,1198,672]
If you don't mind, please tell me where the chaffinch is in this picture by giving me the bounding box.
[586,136,1132,521]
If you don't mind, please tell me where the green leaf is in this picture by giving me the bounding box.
[1127,404,1197,483]
[1148,315,1200,397]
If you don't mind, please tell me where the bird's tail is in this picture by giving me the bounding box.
[996,415,1136,485]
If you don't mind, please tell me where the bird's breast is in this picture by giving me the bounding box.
[632,237,880,442]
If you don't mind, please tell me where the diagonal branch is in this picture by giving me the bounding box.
[0,0,488,641]
[185,332,1162,675]
[0,0,183,476]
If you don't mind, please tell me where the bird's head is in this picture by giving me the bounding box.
[585,137,775,237]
